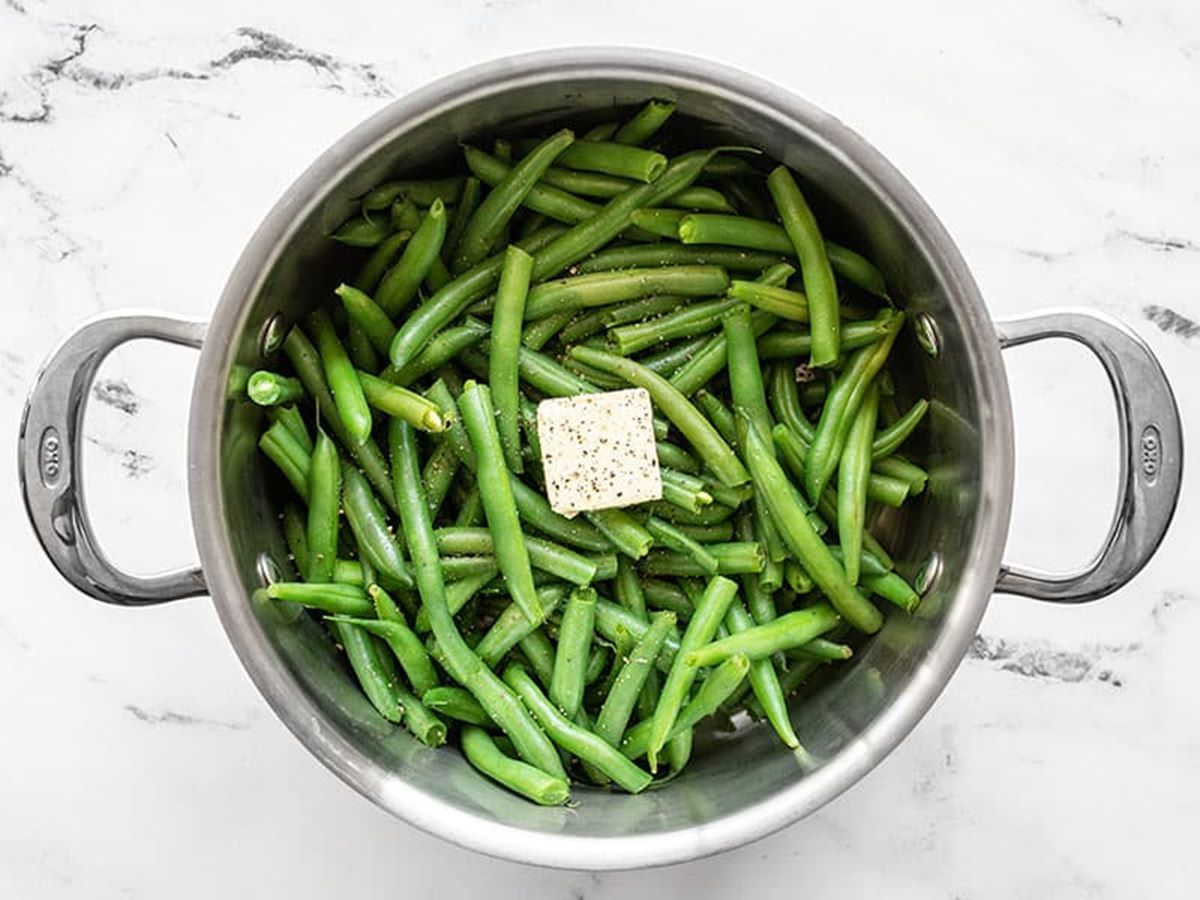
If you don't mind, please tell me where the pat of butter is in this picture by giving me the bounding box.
[537,388,663,517]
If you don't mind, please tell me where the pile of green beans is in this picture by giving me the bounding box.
[254,99,929,805]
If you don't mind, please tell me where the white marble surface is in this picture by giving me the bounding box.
[2,0,1198,896]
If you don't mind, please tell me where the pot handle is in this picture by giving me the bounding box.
[993,308,1183,602]
[18,312,209,605]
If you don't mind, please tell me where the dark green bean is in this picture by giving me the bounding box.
[327,613,438,696]
[335,283,396,356]
[331,620,403,722]
[643,579,694,619]
[694,390,737,446]
[609,297,738,355]
[465,147,600,225]
[614,98,676,146]
[645,516,719,575]
[443,175,481,265]
[475,585,567,667]
[383,317,490,387]
[332,211,391,247]
[353,229,411,293]
[629,207,686,239]
[614,556,648,619]
[421,441,460,518]
[259,422,310,500]
[559,295,681,344]
[517,629,557,688]
[575,244,786,275]
[584,508,654,560]
[363,177,466,210]
[554,139,667,183]
[872,399,929,460]
[655,440,702,475]
[757,316,896,361]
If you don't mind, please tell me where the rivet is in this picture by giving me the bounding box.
[913,312,941,357]
[914,551,943,596]
[259,313,287,358]
[256,552,282,587]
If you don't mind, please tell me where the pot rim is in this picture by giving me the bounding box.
[188,46,1015,869]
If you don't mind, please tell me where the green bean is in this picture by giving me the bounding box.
[423,686,492,727]
[838,383,880,584]
[332,211,391,247]
[703,155,760,179]
[389,418,565,779]
[330,621,403,721]
[474,585,567,667]
[727,280,809,322]
[333,285,394,357]
[327,614,438,696]
[413,568,498,633]
[393,682,448,747]
[595,611,676,748]
[465,147,600,225]
[646,575,738,769]
[459,382,542,623]
[757,316,896,361]
[594,598,682,674]
[645,516,719,575]
[584,644,611,687]
[861,571,921,613]
[456,130,574,273]
[455,483,484,528]
[872,400,928,460]
[375,198,448,317]
[637,334,712,377]
[503,664,652,793]
[267,405,312,454]
[669,273,787,397]
[247,371,304,407]
[643,579,694,619]
[642,499,736,526]
[357,370,449,432]
[659,470,713,515]
[333,559,368,586]
[614,556,648,619]
[259,422,310,500]
[517,629,556,688]
[678,213,889,300]
[341,462,413,590]
[741,417,883,633]
[791,637,853,662]
[768,363,817,442]
[520,309,575,351]
[549,587,597,719]
[730,573,798,749]
[559,295,681,344]
[685,603,841,667]
[672,521,735,543]
[629,207,686,239]
[391,199,422,233]
[784,559,815,594]
[568,345,749,488]
[490,246,533,472]
[305,430,340,583]
[641,541,764,577]
[584,508,654,560]
[622,653,751,760]
[353,229,411,293]
[266,581,373,616]
[804,310,903,501]
[530,148,719,281]
[524,266,728,320]
[363,177,466,210]
[575,244,786,275]
[608,297,738,355]
[435,528,598,587]
[554,139,667,183]
[443,175,481,265]
[307,310,372,446]
[281,502,310,575]
[387,224,564,370]
[694,390,737,445]
[461,725,570,805]
[773,421,908,508]
[383,317,490,387]
[421,441,460,518]
[874,455,928,495]
[656,440,702,475]
[614,98,676,145]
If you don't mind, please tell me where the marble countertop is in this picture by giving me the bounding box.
[2,1,1197,896]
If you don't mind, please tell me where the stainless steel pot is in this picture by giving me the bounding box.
[18,48,1183,869]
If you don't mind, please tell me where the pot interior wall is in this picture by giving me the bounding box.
[214,70,996,841]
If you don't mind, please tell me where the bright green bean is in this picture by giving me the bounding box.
[331,620,403,722]
[335,283,396,356]
[306,430,340,583]
[524,265,728,320]
[491,246,533,472]
[595,611,676,748]
[423,686,492,727]
[247,371,304,407]
[554,139,667,183]
[357,370,449,432]
[475,585,567,667]
[609,297,738,355]
[575,244,786,275]
[629,207,686,239]
[686,603,841,667]
[872,399,929,460]
[461,725,570,805]
[308,310,372,446]
[363,177,465,210]
[376,198,448,316]
[265,581,372,616]
[641,541,764,577]
[327,613,438,695]
[259,422,310,500]
[383,317,490,387]
[549,587,597,719]
[584,508,654,560]
[838,383,880,584]
[434,528,598,587]
[503,664,652,793]
[341,462,413,590]
[645,516,719,575]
